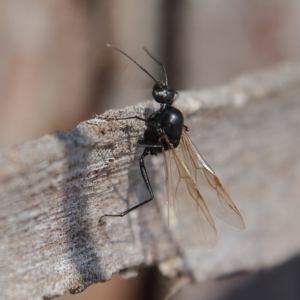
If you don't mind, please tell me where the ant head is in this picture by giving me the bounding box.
[152,82,177,105]
[107,44,178,105]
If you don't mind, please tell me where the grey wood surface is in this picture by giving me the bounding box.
[0,62,300,299]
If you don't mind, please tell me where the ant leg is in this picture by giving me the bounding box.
[183,125,189,131]
[117,115,162,132]
[116,116,147,122]
[99,148,155,223]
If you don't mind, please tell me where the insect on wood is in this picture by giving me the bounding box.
[100,44,245,248]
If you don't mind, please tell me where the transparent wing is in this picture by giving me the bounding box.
[163,140,218,248]
[179,130,245,229]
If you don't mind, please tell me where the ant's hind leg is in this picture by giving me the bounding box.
[99,148,155,223]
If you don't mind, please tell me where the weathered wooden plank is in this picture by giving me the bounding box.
[0,62,300,299]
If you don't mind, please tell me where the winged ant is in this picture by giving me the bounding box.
[100,44,245,247]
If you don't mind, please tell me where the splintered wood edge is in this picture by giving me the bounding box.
[0,61,300,299]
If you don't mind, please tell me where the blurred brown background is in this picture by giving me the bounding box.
[1,0,300,299]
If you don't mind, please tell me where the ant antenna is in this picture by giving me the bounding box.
[106,44,159,84]
[143,47,168,87]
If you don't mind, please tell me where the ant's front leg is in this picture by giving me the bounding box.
[114,116,148,122]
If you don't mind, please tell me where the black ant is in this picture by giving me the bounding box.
[100,44,245,248]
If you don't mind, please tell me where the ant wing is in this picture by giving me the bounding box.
[180,130,245,229]
[163,138,218,248]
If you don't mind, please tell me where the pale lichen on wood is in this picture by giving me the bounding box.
[1,62,300,299]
